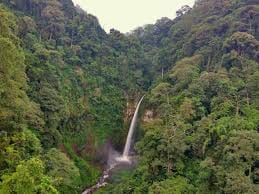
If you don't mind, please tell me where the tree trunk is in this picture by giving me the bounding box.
[236,95,239,116]
[207,55,211,72]
[162,68,164,79]
[49,31,53,41]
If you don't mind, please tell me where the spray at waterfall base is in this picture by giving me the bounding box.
[82,96,144,194]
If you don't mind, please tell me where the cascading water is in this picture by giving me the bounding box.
[118,96,144,161]
[82,96,144,194]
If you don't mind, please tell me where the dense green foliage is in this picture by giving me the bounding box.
[98,0,259,193]
[0,0,147,193]
[0,0,258,193]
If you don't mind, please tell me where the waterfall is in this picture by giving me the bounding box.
[82,96,144,194]
[122,96,144,159]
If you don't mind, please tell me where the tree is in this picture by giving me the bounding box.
[149,176,196,194]
[0,130,42,172]
[0,37,42,131]
[179,98,196,122]
[240,6,258,36]
[0,6,17,41]
[203,130,259,193]
[45,148,82,193]
[169,55,202,93]
[149,83,171,106]
[18,16,37,38]
[0,158,58,194]
[224,32,259,61]
[247,71,259,104]
[41,0,65,41]
[0,7,43,131]
[136,122,188,179]
[176,5,192,17]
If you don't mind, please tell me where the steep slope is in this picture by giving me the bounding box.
[98,0,259,193]
[0,0,150,193]
[0,0,258,193]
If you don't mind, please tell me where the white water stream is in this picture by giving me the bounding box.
[117,96,144,162]
[82,96,144,194]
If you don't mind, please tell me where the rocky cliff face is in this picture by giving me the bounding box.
[124,100,137,124]
[142,110,154,123]
[123,94,144,124]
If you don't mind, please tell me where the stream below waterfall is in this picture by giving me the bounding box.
[82,96,144,194]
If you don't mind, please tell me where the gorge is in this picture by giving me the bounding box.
[0,0,258,193]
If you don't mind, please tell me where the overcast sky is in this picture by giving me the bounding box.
[72,0,195,33]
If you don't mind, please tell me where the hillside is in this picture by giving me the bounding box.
[98,0,259,193]
[0,0,151,192]
[0,0,258,193]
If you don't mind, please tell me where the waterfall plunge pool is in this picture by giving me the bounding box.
[82,96,144,194]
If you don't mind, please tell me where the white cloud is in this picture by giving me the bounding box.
[72,0,195,33]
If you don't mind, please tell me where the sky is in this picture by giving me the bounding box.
[72,0,195,33]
